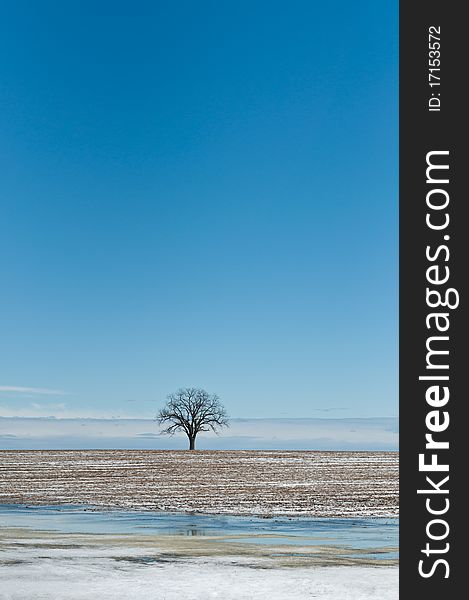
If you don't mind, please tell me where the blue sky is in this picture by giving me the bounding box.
[0,1,398,421]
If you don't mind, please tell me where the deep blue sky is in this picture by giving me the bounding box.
[0,1,398,420]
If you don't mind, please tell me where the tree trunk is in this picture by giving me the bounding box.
[189,435,196,450]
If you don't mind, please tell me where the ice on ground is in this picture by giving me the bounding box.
[0,549,397,600]
[0,524,398,600]
[0,506,398,599]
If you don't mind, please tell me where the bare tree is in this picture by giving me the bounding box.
[156,388,228,450]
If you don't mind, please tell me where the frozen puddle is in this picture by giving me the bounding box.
[0,505,398,599]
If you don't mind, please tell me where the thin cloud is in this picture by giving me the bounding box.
[0,404,148,419]
[30,402,67,410]
[0,416,399,451]
[0,386,67,396]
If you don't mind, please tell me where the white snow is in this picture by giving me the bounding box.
[0,531,398,600]
[0,554,397,600]
[0,450,398,517]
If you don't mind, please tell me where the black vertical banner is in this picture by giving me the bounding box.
[400,1,466,597]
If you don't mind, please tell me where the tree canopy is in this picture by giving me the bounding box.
[156,388,228,450]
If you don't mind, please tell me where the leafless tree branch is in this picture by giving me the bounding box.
[156,388,229,449]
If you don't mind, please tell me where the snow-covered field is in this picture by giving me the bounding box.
[0,451,398,599]
[0,557,398,600]
[0,450,398,517]
[0,527,398,600]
